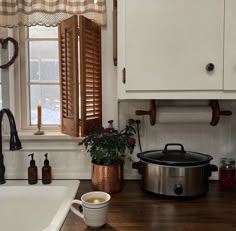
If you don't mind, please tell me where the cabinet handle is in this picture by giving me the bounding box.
[122,68,126,84]
[206,63,215,72]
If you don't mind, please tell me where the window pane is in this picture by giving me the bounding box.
[29,60,40,81]
[29,26,58,39]
[29,41,59,82]
[30,85,60,125]
[40,60,59,81]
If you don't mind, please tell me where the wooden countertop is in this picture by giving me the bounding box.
[61,180,236,231]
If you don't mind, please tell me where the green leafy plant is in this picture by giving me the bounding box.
[79,119,136,165]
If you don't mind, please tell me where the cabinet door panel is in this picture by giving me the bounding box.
[125,0,224,91]
[224,0,236,90]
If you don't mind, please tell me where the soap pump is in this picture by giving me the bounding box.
[42,153,52,184]
[28,153,38,184]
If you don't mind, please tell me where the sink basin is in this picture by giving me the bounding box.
[0,180,80,231]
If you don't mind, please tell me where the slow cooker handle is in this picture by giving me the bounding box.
[163,143,186,154]
[132,161,144,175]
[208,164,218,177]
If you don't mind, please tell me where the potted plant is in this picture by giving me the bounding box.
[79,119,136,193]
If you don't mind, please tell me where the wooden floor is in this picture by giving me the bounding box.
[61,180,236,231]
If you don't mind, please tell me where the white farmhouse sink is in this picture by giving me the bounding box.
[0,180,80,231]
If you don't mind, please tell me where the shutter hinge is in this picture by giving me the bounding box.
[122,68,126,84]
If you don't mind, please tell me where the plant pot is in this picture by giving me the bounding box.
[91,163,123,193]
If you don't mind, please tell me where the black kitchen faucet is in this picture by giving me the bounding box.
[0,108,22,184]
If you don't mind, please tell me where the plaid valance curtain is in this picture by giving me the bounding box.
[0,0,106,27]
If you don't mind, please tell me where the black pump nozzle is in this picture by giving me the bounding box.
[44,153,49,166]
[28,153,36,166]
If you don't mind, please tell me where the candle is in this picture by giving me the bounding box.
[37,101,42,130]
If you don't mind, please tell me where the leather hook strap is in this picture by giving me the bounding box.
[135,100,156,126]
[209,100,232,126]
[0,37,19,69]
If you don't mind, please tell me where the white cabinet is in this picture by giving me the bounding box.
[117,0,236,99]
[224,0,236,90]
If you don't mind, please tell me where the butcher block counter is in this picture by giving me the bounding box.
[61,180,236,231]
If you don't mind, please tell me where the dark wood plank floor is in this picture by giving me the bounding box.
[61,180,236,231]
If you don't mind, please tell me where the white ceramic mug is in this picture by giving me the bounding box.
[70,191,111,228]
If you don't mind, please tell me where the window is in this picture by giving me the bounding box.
[19,15,102,136]
[20,26,60,129]
[23,26,60,127]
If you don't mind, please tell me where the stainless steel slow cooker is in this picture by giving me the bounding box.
[132,143,218,197]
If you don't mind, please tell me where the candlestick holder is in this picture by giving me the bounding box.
[34,126,44,135]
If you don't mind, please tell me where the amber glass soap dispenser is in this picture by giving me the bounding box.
[28,153,38,184]
[42,153,52,184]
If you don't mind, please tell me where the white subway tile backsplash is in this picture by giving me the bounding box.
[2,100,236,181]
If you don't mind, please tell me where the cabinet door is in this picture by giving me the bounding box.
[224,0,236,90]
[124,0,224,91]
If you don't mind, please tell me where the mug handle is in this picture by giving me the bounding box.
[70,200,84,219]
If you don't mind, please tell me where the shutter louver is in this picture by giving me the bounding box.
[80,15,102,136]
[59,15,79,137]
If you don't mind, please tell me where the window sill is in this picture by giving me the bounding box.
[3,131,84,153]
[4,131,83,142]
[2,131,85,151]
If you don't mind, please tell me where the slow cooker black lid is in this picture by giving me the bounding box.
[138,143,213,166]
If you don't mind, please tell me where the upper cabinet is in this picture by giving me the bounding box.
[224,0,236,90]
[117,0,236,99]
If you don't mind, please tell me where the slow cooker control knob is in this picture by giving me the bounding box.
[174,183,183,195]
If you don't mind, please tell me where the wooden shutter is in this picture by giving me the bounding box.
[58,15,79,137]
[79,15,102,136]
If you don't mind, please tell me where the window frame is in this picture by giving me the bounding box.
[19,26,61,131]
